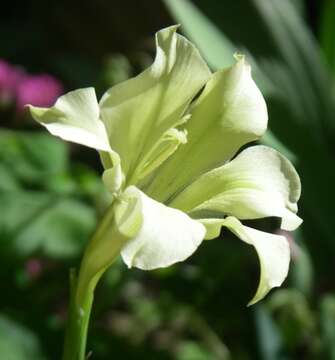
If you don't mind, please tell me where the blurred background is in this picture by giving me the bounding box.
[1,0,334,359]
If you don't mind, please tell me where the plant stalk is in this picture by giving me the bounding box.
[62,267,101,360]
[62,204,126,360]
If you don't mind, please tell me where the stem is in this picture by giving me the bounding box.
[62,205,126,360]
[62,268,99,360]
[77,284,95,360]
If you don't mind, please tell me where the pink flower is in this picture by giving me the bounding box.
[16,74,63,112]
[0,59,24,104]
[25,258,43,280]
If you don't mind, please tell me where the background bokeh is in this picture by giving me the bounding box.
[1,0,335,359]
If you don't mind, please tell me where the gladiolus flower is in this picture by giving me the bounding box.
[28,26,302,305]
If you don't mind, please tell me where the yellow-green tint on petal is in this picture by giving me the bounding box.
[132,127,188,184]
[170,146,301,231]
[114,188,143,238]
[99,26,211,181]
[222,217,290,305]
[198,218,225,240]
[28,88,111,152]
[102,162,124,194]
[117,186,206,270]
[146,57,268,203]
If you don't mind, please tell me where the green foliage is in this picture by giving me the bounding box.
[0,131,68,190]
[320,0,335,75]
[320,295,335,359]
[0,130,100,258]
[0,315,46,360]
[4,193,96,258]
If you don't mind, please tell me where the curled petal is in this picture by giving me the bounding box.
[102,161,124,194]
[28,88,111,152]
[115,186,206,270]
[199,216,290,305]
[198,218,225,240]
[100,26,210,181]
[146,56,268,202]
[171,145,302,231]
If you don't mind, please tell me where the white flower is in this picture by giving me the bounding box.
[28,26,302,305]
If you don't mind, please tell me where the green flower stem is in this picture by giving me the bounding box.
[62,269,98,360]
[62,205,126,360]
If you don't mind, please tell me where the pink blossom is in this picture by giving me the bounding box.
[25,258,43,280]
[0,59,24,104]
[16,74,63,112]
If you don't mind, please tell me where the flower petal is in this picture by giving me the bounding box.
[136,127,188,183]
[171,145,302,231]
[28,88,111,151]
[202,216,290,305]
[198,218,225,240]
[146,56,268,202]
[99,26,211,181]
[225,217,290,305]
[115,186,206,270]
[102,161,124,194]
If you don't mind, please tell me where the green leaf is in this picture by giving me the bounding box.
[0,191,96,258]
[0,164,20,191]
[320,295,335,360]
[176,341,216,360]
[253,0,334,136]
[102,54,132,87]
[0,315,45,360]
[0,130,68,186]
[290,229,314,296]
[267,289,315,345]
[320,0,335,75]
[261,131,297,163]
[0,191,51,234]
[291,0,305,15]
[164,0,235,70]
[163,0,273,93]
[254,305,284,360]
